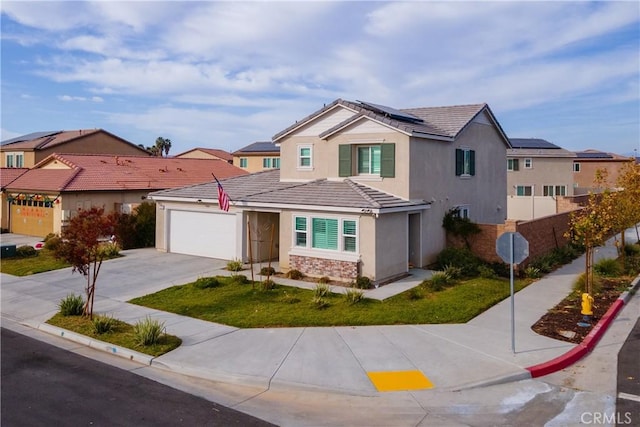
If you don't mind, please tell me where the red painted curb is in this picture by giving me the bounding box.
[526,297,626,378]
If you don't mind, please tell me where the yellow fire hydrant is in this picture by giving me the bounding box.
[581,293,594,320]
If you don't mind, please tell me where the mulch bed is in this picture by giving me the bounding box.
[531,277,629,344]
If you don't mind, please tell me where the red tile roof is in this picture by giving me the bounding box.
[6,154,248,192]
[0,129,148,154]
[1,168,29,188]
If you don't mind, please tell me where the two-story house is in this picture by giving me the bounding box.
[506,138,576,220]
[232,141,281,172]
[572,149,634,194]
[1,129,150,168]
[174,148,233,164]
[150,99,510,284]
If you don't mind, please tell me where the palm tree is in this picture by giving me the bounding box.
[154,137,172,157]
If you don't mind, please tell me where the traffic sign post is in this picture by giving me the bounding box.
[496,232,529,354]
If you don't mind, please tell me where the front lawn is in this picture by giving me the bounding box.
[129,275,533,327]
[47,313,182,357]
[0,249,70,276]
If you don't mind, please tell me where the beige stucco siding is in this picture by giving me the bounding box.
[232,155,279,173]
[410,121,507,225]
[506,157,574,196]
[372,212,409,280]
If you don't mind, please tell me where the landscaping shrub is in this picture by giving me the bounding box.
[44,235,62,251]
[344,289,364,305]
[317,276,331,284]
[133,316,165,346]
[488,262,510,278]
[260,279,276,291]
[99,241,120,258]
[226,259,243,272]
[442,264,463,280]
[58,294,85,316]
[405,287,423,301]
[230,274,248,285]
[422,271,450,292]
[477,265,497,279]
[524,266,542,279]
[594,258,622,277]
[260,266,276,276]
[286,269,305,280]
[353,276,372,289]
[194,276,220,289]
[314,283,331,298]
[16,245,37,258]
[435,247,481,277]
[281,291,300,304]
[312,296,329,309]
[624,243,640,256]
[572,273,602,295]
[92,314,116,334]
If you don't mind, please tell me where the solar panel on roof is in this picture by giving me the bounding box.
[576,152,613,159]
[1,130,61,146]
[357,101,424,123]
[509,138,560,149]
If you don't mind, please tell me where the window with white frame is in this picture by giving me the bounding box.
[239,158,248,168]
[298,145,312,169]
[455,148,475,176]
[573,163,580,172]
[516,185,533,196]
[507,159,519,171]
[524,158,532,169]
[293,216,357,252]
[543,185,567,197]
[5,152,24,168]
[357,145,381,175]
[294,216,307,247]
[453,205,470,219]
[5,154,14,168]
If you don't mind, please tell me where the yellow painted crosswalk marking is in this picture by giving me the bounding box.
[367,370,434,392]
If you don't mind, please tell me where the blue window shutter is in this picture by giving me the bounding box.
[380,143,395,178]
[339,145,351,177]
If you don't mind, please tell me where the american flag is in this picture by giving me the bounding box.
[213,175,230,212]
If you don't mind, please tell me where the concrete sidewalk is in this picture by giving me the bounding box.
[1,227,638,396]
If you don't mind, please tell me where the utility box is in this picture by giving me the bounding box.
[0,244,17,258]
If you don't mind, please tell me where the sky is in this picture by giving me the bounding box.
[1,1,639,156]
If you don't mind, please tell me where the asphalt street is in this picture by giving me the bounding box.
[0,327,275,427]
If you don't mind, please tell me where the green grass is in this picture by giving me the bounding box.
[129,275,533,327]
[0,249,70,276]
[47,313,181,357]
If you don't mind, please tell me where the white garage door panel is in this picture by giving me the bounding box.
[169,210,236,259]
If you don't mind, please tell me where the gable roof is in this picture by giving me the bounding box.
[232,141,280,155]
[273,99,510,146]
[175,148,233,162]
[5,153,248,193]
[149,170,428,213]
[0,129,148,154]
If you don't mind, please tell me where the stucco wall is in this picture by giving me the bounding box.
[506,157,574,197]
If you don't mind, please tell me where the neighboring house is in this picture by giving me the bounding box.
[506,138,576,220]
[572,149,634,194]
[150,99,510,284]
[0,168,29,231]
[0,129,150,168]
[232,141,280,172]
[174,148,233,163]
[2,153,247,237]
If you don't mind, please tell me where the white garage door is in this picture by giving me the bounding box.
[168,210,237,259]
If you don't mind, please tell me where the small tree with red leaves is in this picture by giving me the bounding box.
[55,207,116,319]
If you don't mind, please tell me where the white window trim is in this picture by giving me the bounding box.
[507,159,517,171]
[454,205,470,219]
[5,153,14,168]
[524,158,533,169]
[573,163,581,172]
[239,157,248,168]
[297,144,313,170]
[515,185,533,197]
[291,214,359,255]
[357,145,381,176]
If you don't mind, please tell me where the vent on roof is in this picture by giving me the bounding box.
[357,100,424,124]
